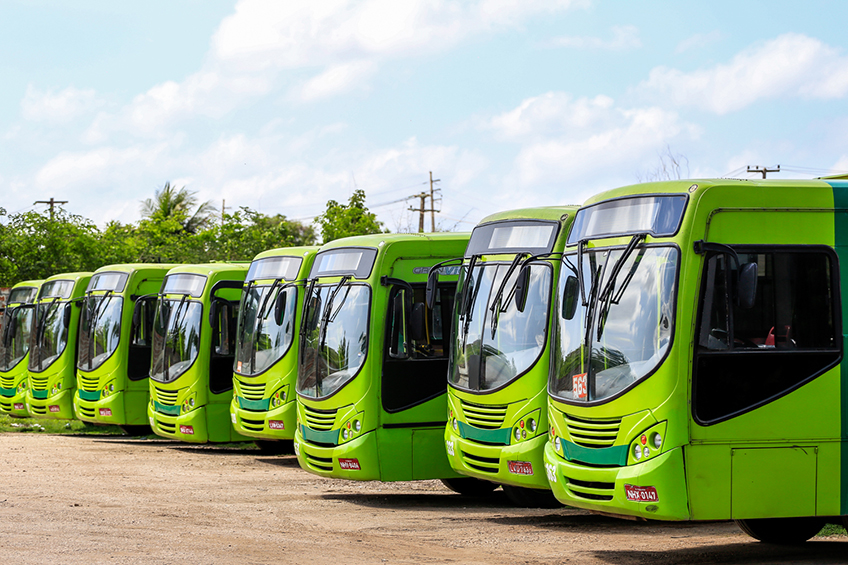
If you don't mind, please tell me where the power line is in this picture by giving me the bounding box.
[33,197,68,219]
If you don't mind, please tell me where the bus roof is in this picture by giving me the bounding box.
[477,205,580,224]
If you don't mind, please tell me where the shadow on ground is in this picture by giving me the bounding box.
[590,541,848,565]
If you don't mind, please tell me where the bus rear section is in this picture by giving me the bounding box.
[0,280,43,417]
[27,272,93,420]
[444,207,576,506]
[146,263,251,443]
[74,264,175,434]
[543,179,848,542]
[294,233,475,483]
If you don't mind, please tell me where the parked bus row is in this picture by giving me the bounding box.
[2,176,848,544]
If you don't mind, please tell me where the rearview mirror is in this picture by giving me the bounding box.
[62,303,72,329]
[273,288,288,326]
[410,302,427,342]
[514,265,531,313]
[562,276,579,320]
[737,262,758,310]
[425,270,439,310]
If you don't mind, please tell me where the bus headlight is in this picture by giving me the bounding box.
[554,436,561,453]
[181,393,197,414]
[628,421,667,465]
[102,381,115,398]
[633,445,642,460]
[17,380,27,395]
[339,412,364,443]
[652,432,662,449]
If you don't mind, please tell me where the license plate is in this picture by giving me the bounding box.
[507,460,534,475]
[268,420,285,430]
[573,373,588,399]
[13,403,24,410]
[99,408,112,417]
[625,484,659,502]
[179,425,194,435]
[338,458,360,470]
[49,405,60,413]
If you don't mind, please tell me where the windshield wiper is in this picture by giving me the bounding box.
[85,290,114,368]
[488,254,527,339]
[163,294,189,382]
[299,278,317,358]
[314,276,350,393]
[596,233,646,341]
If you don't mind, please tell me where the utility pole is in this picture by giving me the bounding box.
[221,199,230,227]
[747,165,781,179]
[409,192,428,233]
[34,197,68,220]
[429,171,441,232]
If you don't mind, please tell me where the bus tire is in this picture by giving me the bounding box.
[254,439,294,455]
[120,425,152,436]
[735,517,825,544]
[440,478,498,497]
[502,484,562,508]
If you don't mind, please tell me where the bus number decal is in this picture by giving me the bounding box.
[624,484,659,503]
[13,403,24,411]
[179,425,194,435]
[339,458,361,470]
[99,408,112,417]
[573,373,588,399]
[49,405,60,413]
[507,461,533,475]
[268,420,285,430]
[445,440,455,456]
[544,462,557,483]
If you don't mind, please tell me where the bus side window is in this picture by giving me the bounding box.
[210,300,238,394]
[694,248,839,424]
[131,299,155,347]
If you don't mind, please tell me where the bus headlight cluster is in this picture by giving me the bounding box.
[269,387,288,409]
[102,382,115,398]
[628,422,667,465]
[340,412,364,443]
[16,380,27,395]
[181,393,197,415]
[512,409,541,444]
[51,382,62,395]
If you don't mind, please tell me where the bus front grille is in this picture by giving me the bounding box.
[29,404,47,415]
[78,405,96,418]
[153,386,178,406]
[562,413,621,448]
[240,417,265,433]
[0,400,12,411]
[563,476,615,501]
[78,373,99,393]
[460,399,507,429]
[0,375,15,389]
[303,406,337,431]
[461,450,500,474]
[236,378,265,401]
[30,375,48,391]
[305,453,334,472]
[157,420,176,434]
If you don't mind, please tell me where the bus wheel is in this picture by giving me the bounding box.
[254,440,294,455]
[120,425,152,436]
[735,517,826,544]
[440,478,498,497]
[502,484,562,508]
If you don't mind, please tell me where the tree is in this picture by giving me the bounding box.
[638,145,690,182]
[198,207,317,261]
[140,182,215,234]
[315,189,386,243]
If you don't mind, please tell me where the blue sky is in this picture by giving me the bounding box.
[3,0,848,234]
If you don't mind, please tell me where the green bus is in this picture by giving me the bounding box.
[74,264,176,434]
[145,263,250,443]
[543,178,848,542]
[0,280,44,417]
[444,207,577,507]
[26,272,93,419]
[295,232,493,490]
[231,246,320,451]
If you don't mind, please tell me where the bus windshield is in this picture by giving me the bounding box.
[29,300,69,372]
[450,261,552,392]
[550,245,677,403]
[297,282,370,399]
[150,298,203,383]
[0,306,35,371]
[78,293,123,371]
[234,283,297,376]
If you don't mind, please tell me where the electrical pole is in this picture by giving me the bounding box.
[429,171,441,232]
[409,192,428,232]
[747,165,781,179]
[221,199,230,227]
[34,197,68,220]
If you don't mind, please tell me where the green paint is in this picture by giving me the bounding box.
[0,388,15,397]
[457,420,512,445]
[237,396,270,411]
[562,440,628,466]
[78,390,100,401]
[154,401,181,416]
[300,424,340,445]
[32,390,48,399]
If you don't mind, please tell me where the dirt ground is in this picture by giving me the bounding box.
[1,433,846,565]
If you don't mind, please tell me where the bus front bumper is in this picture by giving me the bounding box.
[294,427,380,481]
[0,388,29,417]
[148,404,209,443]
[75,391,125,425]
[543,442,689,521]
[27,389,76,419]
[231,399,296,441]
[446,428,550,490]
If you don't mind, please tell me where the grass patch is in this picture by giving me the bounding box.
[0,414,124,435]
[817,523,847,537]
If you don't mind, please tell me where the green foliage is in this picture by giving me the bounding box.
[198,207,317,261]
[315,189,386,243]
[0,414,123,435]
[140,182,215,234]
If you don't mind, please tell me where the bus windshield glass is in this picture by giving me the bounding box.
[29,300,69,372]
[9,287,37,304]
[162,274,206,297]
[235,284,297,375]
[246,256,302,282]
[88,272,128,292]
[77,293,124,371]
[550,245,678,402]
[465,220,559,257]
[297,282,370,398]
[450,261,552,392]
[150,298,203,383]
[39,280,74,300]
[0,306,35,371]
[567,195,686,245]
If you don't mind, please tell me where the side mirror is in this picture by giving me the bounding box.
[273,288,288,326]
[62,303,72,329]
[209,299,232,355]
[410,303,427,342]
[388,292,407,359]
[4,313,16,344]
[425,270,439,310]
[305,296,321,332]
[132,300,143,329]
[208,299,221,329]
[158,301,171,324]
[737,262,758,310]
[514,265,531,313]
[562,276,579,320]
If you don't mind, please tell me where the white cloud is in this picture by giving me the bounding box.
[675,30,723,54]
[21,85,102,123]
[546,25,641,51]
[641,33,848,114]
[294,60,377,102]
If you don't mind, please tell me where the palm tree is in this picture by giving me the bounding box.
[140,182,215,234]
